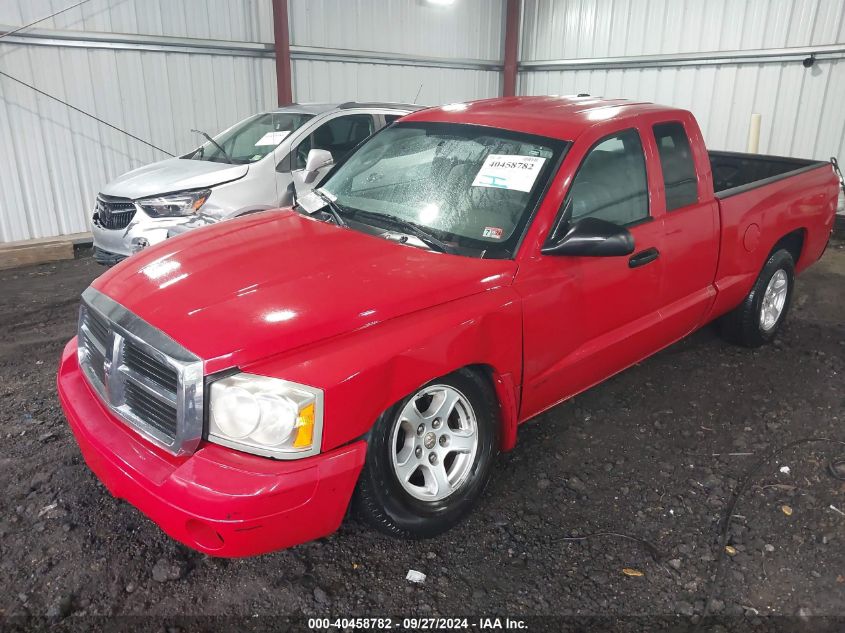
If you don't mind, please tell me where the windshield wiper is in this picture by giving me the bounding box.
[311,189,348,227]
[352,210,449,253]
[191,129,233,164]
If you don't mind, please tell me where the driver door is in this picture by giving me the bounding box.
[289,113,376,197]
[516,128,666,419]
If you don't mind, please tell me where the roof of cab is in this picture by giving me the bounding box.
[270,102,424,115]
[401,95,684,142]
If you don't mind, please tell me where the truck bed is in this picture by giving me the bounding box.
[709,150,829,198]
[705,150,838,325]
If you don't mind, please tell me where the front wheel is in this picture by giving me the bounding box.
[719,249,795,347]
[353,369,499,539]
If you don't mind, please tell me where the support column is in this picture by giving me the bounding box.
[502,0,520,97]
[272,0,293,105]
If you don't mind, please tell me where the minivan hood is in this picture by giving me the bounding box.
[100,157,249,199]
[92,211,516,370]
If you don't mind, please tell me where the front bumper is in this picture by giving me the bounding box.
[93,247,127,267]
[57,338,367,557]
[91,215,195,262]
[167,214,218,238]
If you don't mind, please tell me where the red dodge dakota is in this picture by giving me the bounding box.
[58,96,840,557]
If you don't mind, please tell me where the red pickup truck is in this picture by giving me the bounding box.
[58,96,839,557]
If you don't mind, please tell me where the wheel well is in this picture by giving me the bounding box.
[771,228,805,266]
[463,364,498,394]
[463,363,518,452]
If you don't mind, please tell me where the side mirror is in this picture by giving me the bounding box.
[541,217,635,257]
[303,148,333,183]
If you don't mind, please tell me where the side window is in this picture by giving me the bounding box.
[294,114,375,169]
[653,122,698,211]
[384,114,402,125]
[566,129,649,226]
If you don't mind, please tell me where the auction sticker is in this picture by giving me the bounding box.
[472,154,546,192]
[255,130,290,146]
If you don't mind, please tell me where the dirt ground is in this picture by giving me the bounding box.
[0,240,843,631]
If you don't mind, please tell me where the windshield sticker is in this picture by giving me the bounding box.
[471,154,547,193]
[482,226,504,239]
[296,190,327,214]
[255,130,290,146]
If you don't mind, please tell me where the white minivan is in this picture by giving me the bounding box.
[92,102,421,265]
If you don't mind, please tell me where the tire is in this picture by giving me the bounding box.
[353,369,499,539]
[719,249,795,348]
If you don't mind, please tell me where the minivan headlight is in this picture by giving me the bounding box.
[137,189,210,217]
[208,373,323,459]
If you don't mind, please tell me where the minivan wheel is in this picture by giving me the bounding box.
[353,369,499,539]
[719,249,795,348]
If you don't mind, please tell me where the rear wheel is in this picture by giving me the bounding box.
[719,249,795,347]
[353,369,499,539]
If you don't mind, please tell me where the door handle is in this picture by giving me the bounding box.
[629,247,660,268]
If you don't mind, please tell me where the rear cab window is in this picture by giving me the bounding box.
[652,122,699,211]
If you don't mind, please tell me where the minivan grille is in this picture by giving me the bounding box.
[77,288,203,455]
[95,195,136,230]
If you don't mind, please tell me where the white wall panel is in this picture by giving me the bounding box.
[288,0,504,106]
[0,0,274,43]
[289,0,503,60]
[521,0,845,61]
[519,59,845,162]
[519,0,845,164]
[292,59,500,105]
[0,42,277,242]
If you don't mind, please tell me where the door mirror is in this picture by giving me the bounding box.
[541,217,635,257]
[303,149,333,183]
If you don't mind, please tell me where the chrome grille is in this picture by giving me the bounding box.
[124,340,178,393]
[124,381,178,438]
[94,195,136,230]
[77,287,204,455]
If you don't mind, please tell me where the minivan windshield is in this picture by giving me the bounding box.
[318,122,568,257]
[189,112,313,164]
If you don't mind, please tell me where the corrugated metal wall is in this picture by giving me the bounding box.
[288,0,503,105]
[3,0,842,243]
[0,0,274,42]
[519,0,845,162]
[0,0,277,243]
[0,0,505,243]
[291,60,501,105]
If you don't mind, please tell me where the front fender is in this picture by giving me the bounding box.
[243,286,523,453]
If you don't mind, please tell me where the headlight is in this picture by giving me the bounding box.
[208,373,323,459]
[136,189,210,218]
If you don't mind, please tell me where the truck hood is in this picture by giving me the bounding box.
[92,211,516,370]
[100,157,249,199]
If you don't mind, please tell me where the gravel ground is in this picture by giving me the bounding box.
[0,240,843,630]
